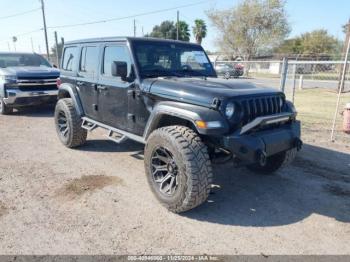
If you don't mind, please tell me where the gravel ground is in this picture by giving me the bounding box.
[0,105,349,255]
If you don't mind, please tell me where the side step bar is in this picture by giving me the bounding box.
[81,117,145,144]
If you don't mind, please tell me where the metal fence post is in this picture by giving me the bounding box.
[298,75,304,90]
[292,63,297,102]
[279,57,288,92]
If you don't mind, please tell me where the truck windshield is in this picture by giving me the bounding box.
[0,53,51,68]
[132,41,216,78]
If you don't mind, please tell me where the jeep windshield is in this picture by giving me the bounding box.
[0,53,51,68]
[132,41,216,78]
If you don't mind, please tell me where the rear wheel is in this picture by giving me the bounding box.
[224,72,231,79]
[0,97,13,115]
[246,148,297,175]
[54,98,87,148]
[144,126,213,213]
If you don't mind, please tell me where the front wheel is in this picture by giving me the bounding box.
[54,98,87,148]
[246,148,297,175]
[144,126,213,213]
[0,97,13,115]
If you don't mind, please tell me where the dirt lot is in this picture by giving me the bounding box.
[0,104,349,255]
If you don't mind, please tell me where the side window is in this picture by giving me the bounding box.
[79,46,99,76]
[62,46,78,71]
[103,46,131,77]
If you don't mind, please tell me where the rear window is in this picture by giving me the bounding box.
[62,46,78,71]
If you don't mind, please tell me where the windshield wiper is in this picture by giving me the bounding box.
[142,69,184,78]
[175,69,208,78]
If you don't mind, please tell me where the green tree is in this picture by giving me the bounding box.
[207,0,290,59]
[301,30,341,57]
[275,38,303,55]
[147,20,176,39]
[147,20,190,41]
[192,19,207,45]
[276,29,342,58]
[176,21,190,41]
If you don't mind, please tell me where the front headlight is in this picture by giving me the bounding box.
[1,75,17,83]
[225,102,235,118]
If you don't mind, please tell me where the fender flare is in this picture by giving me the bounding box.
[58,83,84,116]
[143,101,229,139]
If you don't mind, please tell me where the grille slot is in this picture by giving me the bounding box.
[239,95,284,125]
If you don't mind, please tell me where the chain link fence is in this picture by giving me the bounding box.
[212,57,350,144]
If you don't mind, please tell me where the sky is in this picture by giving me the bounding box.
[0,0,349,54]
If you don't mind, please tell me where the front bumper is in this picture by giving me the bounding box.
[4,89,58,107]
[222,121,301,164]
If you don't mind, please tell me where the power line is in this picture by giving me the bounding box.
[0,28,43,43]
[48,0,213,29]
[0,7,40,20]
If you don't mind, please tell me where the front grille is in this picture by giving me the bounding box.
[15,76,58,91]
[238,95,285,125]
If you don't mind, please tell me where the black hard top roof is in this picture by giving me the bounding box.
[65,36,200,46]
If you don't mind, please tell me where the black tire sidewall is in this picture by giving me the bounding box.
[145,132,188,208]
[54,100,73,146]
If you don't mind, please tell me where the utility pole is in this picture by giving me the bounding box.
[338,19,350,92]
[54,31,59,67]
[40,0,50,61]
[31,37,34,52]
[176,10,179,40]
[7,42,10,51]
[331,34,350,141]
[133,19,136,37]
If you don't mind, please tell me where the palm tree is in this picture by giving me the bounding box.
[192,19,207,45]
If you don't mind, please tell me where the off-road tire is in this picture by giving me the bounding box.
[54,98,87,148]
[144,126,213,213]
[247,148,297,175]
[0,97,13,115]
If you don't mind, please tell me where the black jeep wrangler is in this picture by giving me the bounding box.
[55,37,302,213]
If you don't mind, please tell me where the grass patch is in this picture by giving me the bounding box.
[292,89,350,143]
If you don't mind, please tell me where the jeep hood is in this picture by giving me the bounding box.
[0,66,60,78]
[144,77,283,107]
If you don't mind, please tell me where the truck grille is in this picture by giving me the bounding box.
[16,76,58,91]
[238,95,285,125]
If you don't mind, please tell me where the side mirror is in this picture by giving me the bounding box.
[112,61,128,81]
[52,64,57,68]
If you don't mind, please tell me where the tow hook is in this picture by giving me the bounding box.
[294,138,303,151]
[257,150,267,166]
